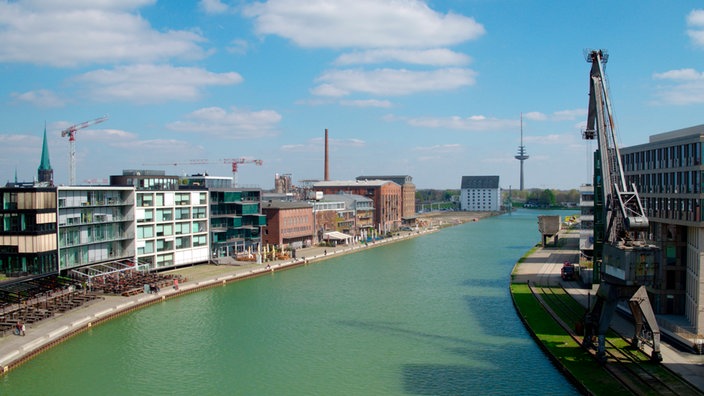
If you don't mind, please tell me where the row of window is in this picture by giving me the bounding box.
[622,142,702,172]
[137,235,208,255]
[138,207,207,223]
[137,192,207,207]
[625,171,702,195]
[137,221,207,239]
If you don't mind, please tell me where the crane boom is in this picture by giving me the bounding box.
[581,50,661,363]
[60,115,108,185]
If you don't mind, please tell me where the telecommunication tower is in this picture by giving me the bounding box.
[514,114,529,191]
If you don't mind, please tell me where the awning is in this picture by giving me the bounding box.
[323,231,353,241]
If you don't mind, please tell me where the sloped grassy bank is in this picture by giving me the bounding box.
[509,241,630,396]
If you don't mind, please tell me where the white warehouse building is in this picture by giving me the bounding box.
[460,176,501,212]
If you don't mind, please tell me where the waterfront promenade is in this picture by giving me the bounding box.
[0,227,440,373]
[512,228,704,392]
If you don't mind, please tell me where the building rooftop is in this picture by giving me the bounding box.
[356,175,413,185]
[648,124,704,144]
[461,176,500,189]
[313,179,396,188]
[262,200,312,210]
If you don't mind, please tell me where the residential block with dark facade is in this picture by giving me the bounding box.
[620,124,704,340]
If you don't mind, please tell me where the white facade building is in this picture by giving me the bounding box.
[460,176,500,212]
[135,190,210,270]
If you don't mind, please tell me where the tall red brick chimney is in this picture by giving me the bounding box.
[324,128,330,181]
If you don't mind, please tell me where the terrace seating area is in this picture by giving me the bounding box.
[0,275,100,337]
[68,260,185,297]
[87,271,183,297]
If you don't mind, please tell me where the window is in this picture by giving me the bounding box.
[193,235,207,247]
[156,224,173,236]
[175,207,190,220]
[138,240,154,255]
[155,193,165,206]
[175,222,191,235]
[175,236,191,249]
[176,193,191,205]
[138,225,154,239]
[138,194,153,207]
[193,207,206,219]
[156,239,173,252]
[156,208,173,222]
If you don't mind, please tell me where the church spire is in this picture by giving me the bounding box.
[37,124,54,186]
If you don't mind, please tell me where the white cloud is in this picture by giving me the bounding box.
[653,68,704,80]
[280,136,366,153]
[79,128,138,141]
[412,144,462,153]
[687,10,704,46]
[199,0,229,14]
[243,0,484,49]
[167,106,282,139]
[0,1,207,66]
[73,64,242,103]
[522,112,547,121]
[404,115,518,131]
[339,99,392,108]
[551,109,587,121]
[11,89,66,108]
[524,134,563,144]
[334,49,470,66]
[313,68,476,97]
[652,68,704,105]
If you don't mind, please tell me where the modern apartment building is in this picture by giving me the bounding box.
[208,188,265,258]
[111,170,209,270]
[57,186,135,271]
[620,124,704,338]
[459,176,501,212]
[0,186,58,276]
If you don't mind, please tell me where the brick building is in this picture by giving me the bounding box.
[313,180,402,233]
[356,175,415,220]
[262,200,314,248]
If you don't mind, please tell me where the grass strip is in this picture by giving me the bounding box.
[511,283,629,394]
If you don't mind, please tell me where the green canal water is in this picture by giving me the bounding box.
[0,209,578,395]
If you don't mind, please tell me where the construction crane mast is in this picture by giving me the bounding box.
[143,158,263,187]
[581,50,662,362]
[60,115,108,185]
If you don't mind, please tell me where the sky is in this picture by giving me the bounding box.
[1,0,703,191]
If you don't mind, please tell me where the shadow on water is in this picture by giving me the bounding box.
[460,278,504,288]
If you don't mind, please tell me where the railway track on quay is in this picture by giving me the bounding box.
[529,282,703,396]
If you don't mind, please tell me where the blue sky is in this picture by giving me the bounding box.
[1,0,703,190]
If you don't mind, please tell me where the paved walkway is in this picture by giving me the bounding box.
[0,229,433,373]
[513,228,704,392]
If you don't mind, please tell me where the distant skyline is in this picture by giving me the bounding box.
[1,1,703,190]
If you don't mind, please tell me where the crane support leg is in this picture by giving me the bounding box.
[594,284,619,363]
[628,286,662,362]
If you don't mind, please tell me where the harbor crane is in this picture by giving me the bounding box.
[143,158,263,187]
[60,115,108,185]
[581,50,662,362]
